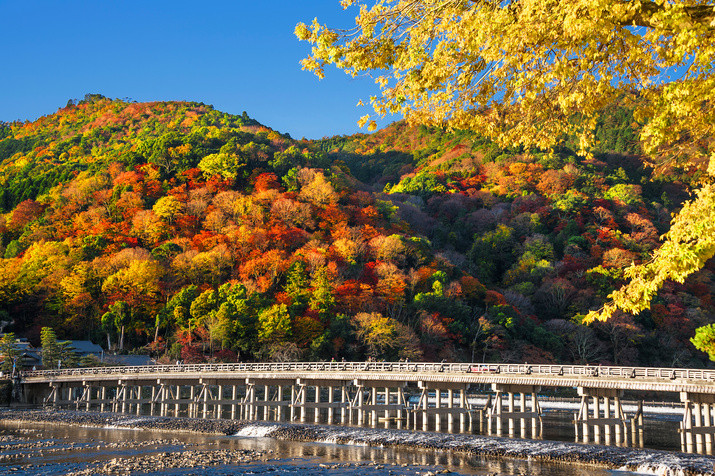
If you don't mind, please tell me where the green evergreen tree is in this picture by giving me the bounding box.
[0,333,20,373]
[40,327,60,369]
[310,266,335,321]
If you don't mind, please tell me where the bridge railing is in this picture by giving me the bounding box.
[19,361,715,383]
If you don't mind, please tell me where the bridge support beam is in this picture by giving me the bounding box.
[680,392,715,455]
[575,387,628,446]
[415,381,472,433]
[488,384,541,438]
[350,380,408,429]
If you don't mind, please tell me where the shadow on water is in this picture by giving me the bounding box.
[539,411,682,452]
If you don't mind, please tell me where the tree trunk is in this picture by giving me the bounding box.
[119,326,125,351]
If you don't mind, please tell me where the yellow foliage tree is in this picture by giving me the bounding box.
[153,195,184,224]
[297,0,715,323]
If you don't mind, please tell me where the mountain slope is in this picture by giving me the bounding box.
[0,97,712,368]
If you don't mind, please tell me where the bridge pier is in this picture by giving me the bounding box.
[680,392,715,454]
[78,384,91,411]
[351,380,407,429]
[340,385,352,425]
[574,387,628,446]
[315,385,322,424]
[414,382,472,433]
[327,386,334,424]
[100,386,107,412]
[356,383,364,425]
[487,384,541,438]
[244,379,293,422]
[298,383,306,422]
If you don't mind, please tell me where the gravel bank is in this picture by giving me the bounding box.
[0,408,251,435]
[2,409,715,475]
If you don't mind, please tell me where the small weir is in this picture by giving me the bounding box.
[14,361,715,455]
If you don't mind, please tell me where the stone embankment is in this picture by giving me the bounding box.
[2,409,715,475]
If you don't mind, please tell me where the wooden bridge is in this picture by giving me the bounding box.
[17,361,715,454]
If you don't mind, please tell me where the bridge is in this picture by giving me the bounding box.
[16,361,715,455]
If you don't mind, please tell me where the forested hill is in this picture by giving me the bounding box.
[1,96,713,368]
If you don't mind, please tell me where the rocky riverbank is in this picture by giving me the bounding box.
[1,409,715,475]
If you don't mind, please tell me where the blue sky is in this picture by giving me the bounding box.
[0,1,394,139]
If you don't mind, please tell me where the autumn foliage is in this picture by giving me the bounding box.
[0,96,713,367]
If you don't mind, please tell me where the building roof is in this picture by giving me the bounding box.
[64,340,103,355]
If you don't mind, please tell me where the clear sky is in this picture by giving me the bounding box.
[0,1,394,140]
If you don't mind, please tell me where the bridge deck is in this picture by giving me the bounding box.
[19,362,715,394]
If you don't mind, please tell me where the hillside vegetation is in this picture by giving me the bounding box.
[0,95,712,367]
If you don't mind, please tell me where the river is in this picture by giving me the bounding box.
[0,405,711,476]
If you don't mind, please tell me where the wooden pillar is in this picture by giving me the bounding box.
[507,392,515,436]
[592,396,600,443]
[229,385,235,420]
[211,385,219,419]
[340,385,347,424]
[384,387,391,429]
[446,389,454,433]
[519,392,526,438]
[262,385,269,421]
[100,386,107,413]
[685,401,694,453]
[614,395,623,445]
[357,386,365,426]
[121,385,128,414]
[605,397,612,444]
[435,389,442,432]
[422,388,429,432]
[277,385,284,421]
[706,404,713,455]
[495,392,503,436]
[414,388,421,431]
[137,386,143,416]
[149,385,156,416]
[349,385,355,425]
[459,389,466,433]
[110,386,116,413]
[695,402,704,454]
[328,386,334,424]
[397,388,405,430]
[290,385,296,422]
[188,385,195,418]
[532,391,539,438]
[315,385,321,423]
[85,385,92,411]
[582,396,590,442]
[162,385,169,417]
[370,387,377,427]
[299,385,306,423]
[249,384,256,420]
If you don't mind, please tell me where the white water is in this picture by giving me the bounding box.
[234,424,281,437]
[625,463,689,476]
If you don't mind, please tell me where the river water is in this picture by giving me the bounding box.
[0,407,707,476]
